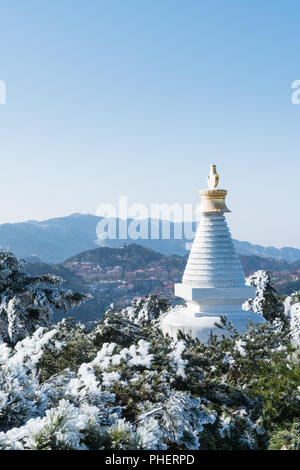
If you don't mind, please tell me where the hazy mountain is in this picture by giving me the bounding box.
[64,244,183,271]
[0,213,101,263]
[233,240,300,264]
[238,254,291,273]
[24,255,43,264]
[0,213,299,264]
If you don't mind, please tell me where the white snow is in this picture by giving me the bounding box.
[169,340,188,378]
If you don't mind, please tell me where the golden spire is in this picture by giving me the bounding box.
[207,164,219,189]
[199,164,230,213]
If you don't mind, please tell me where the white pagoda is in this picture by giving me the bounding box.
[161,165,264,342]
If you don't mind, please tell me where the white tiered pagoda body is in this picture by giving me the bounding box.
[161,165,264,342]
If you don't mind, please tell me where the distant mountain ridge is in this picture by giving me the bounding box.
[233,240,300,264]
[0,213,299,264]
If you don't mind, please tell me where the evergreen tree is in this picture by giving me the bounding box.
[283,292,300,346]
[0,250,90,345]
[0,253,298,450]
[244,270,284,323]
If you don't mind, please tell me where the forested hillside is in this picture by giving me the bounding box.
[23,245,300,323]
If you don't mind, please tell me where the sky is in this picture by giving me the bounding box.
[0,0,300,248]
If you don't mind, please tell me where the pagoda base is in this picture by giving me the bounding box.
[160,305,265,343]
[174,283,256,307]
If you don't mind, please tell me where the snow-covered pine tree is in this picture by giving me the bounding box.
[244,270,284,323]
[0,250,90,345]
[0,253,298,450]
[283,292,300,346]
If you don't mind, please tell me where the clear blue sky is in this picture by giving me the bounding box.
[0,0,299,247]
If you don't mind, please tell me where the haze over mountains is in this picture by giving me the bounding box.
[0,213,299,264]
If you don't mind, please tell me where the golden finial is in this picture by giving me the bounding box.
[200,164,229,213]
[207,164,219,189]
